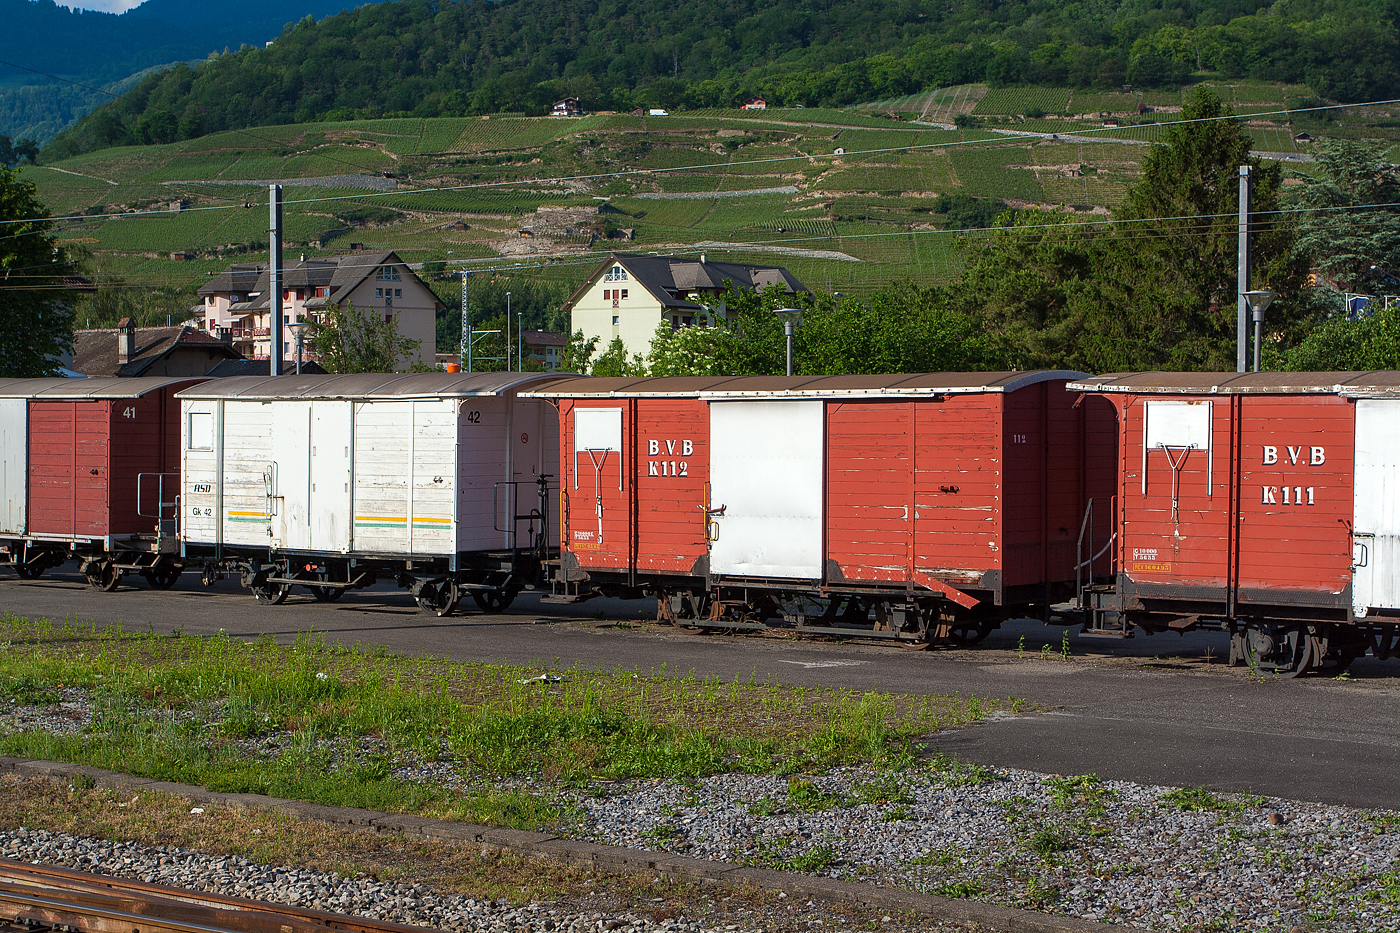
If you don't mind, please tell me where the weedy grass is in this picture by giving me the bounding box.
[0,613,999,823]
[1158,786,1243,814]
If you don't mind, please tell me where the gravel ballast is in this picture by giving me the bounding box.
[4,688,1398,932]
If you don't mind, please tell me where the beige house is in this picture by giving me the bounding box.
[197,251,443,368]
[563,253,807,360]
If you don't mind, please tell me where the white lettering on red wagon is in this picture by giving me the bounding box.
[647,437,693,478]
[1260,444,1324,507]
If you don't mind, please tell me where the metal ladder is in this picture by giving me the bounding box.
[1075,497,1131,637]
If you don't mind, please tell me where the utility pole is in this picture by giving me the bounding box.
[460,270,472,372]
[1237,166,1251,374]
[269,184,283,376]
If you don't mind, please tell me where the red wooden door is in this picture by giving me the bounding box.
[826,401,911,583]
[562,399,632,572]
[634,398,709,574]
[29,400,112,537]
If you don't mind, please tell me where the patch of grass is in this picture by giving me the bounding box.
[931,880,983,899]
[786,776,850,812]
[1043,773,1115,817]
[1028,825,1073,859]
[0,613,1000,828]
[1159,786,1240,813]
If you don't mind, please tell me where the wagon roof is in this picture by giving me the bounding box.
[0,376,204,399]
[175,371,574,400]
[1068,372,1400,396]
[523,371,1085,399]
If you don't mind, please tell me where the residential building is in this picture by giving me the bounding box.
[524,330,567,371]
[741,96,767,110]
[196,251,443,368]
[563,253,808,359]
[551,97,585,117]
[69,318,243,377]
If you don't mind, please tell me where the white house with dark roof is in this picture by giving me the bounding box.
[196,251,443,368]
[563,253,807,360]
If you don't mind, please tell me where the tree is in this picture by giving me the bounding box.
[1291,138,1400,295]
[0,167,76,376]
[590,337,646,377]
[952,87,1311,372]
[309,302,424,373]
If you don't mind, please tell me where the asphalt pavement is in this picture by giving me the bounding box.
[2,569,1397,811]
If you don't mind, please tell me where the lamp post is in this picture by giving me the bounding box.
[518,311,523,371]
[506,291,512,370]
[773,307,802,377]
[1243,289,1275,373]
[285,319,311,376]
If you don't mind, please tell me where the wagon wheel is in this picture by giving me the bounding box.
[1315,628,1366,674]
[13,564,43,581]
[250,578,291,605]
[143,564,181,590]
[472,587,517,614]
[310,566,345,602]
[670,590,712,635]
[87,562,121,592]
[1240,623,1313,678]
[416,580,460,617]
[896,605,934,651]
[947,619,996,647]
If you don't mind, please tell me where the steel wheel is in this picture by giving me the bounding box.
[144,564,181,590]
[947,620,996,646]
[87,562,121,592]
[250,580,290,605]
[472,588,517,614]
[13,564,42,580]
[897,605,933,651]
[416,580,459,617]
[1241,622,1313,678]
[310,566,345,602]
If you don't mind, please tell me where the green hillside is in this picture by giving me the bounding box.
[43,0,1400,161]
[34,78,1384,346]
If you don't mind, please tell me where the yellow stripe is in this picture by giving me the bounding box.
[227,511,269,517]
[354,516,452,524]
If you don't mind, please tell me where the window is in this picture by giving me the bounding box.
[612,315,619,325]
[376,288,383,298]
[283,315,290,324]
[284,342,290,353]
[603,265,628,283]
[394,289,401,298]
[376,265,401,282]
[621,289,628,299]
[385,312,393,323]
[188,412,214,451]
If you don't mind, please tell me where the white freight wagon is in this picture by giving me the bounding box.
[177,372,565,614]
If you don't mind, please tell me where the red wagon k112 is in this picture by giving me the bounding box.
[525,372,1117,647]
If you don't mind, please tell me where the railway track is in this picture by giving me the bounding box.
[0,859,438,933]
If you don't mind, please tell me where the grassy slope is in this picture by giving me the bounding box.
[28,80,1392,325]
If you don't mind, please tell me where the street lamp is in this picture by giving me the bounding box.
[773,307,802,377]
[285,319,312,376]
[518,311,523,371]
[1243,289,1275,373]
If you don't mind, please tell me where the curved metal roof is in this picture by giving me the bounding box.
[522,371,1086,399]
[0,376,205,399]
[175,371,574,400]
[1067,372,1400,396]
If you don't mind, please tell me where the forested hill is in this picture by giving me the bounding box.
[1,0,364,143]
[3,0,360,85]
[44,0,1400,160]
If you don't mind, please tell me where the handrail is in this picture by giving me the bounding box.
[136,473,180,520]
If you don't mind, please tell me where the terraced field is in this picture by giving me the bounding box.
[25,78,1376,327]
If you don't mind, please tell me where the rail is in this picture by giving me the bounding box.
[493,474,553,554]
[0,858,439,933]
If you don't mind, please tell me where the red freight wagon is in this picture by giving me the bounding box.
[1068,372,1400,676]
[0,377,203,589]
[527,373,1117,647]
